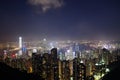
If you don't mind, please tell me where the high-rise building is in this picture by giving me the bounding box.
[59,60,71,80]
[42,53,51,79]
[58,50,66,61]
[99,48,110,65]
[18,37,23,56]
[51,48,59,80]
[73,58,86,80]
[19,37,22,49]
[32,53,42,75]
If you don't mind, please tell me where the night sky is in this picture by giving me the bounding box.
[0,0,120,41]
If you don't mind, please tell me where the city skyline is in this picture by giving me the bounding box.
[0,0,120,41]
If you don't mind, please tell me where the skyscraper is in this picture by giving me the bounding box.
[73,58,86,80]
[19,37,22,49]
[51,48,59,80]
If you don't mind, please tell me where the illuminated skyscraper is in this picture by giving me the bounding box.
[99,48,110,66]
[64,61,70,80]
[73,58,86,80]
[18,37,23,56]
[19,36,22,49]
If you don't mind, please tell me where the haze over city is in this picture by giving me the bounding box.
[0,0,120,41]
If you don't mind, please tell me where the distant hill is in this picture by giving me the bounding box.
[0,62,43,80]
[102,60,120,80]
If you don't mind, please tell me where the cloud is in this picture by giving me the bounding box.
[28,0,64,12]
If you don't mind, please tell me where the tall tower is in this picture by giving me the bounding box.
[18,37,22,56]
[19,36,22,49]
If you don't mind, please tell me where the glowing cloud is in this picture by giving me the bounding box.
[28,0,64,12]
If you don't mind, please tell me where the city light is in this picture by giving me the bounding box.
[0,37,120,80]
